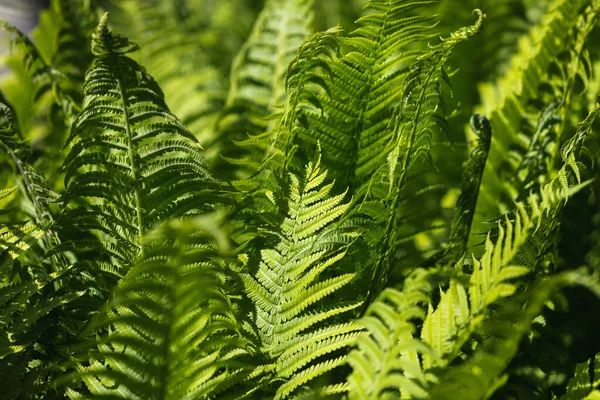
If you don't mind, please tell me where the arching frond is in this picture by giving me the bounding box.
[421,114,492,268]
[58,13,222,272]
[0,101,69,278]
[69,214,262,400]
[229,27,344,248]
[360,11,484,307]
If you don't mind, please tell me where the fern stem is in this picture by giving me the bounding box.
[117,77,144,255]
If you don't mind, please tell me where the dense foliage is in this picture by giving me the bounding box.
[1,0,600,398]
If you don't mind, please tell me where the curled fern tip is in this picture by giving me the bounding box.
[91,12,139,56]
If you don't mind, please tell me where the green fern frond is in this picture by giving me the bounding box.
[296,0,442,189]
[560,353,600,399]
[471,0,598,233]
[421,180,592,371]
[243,155,363,398]
[272,25,343,176]
[0,101,70,278]
[346,268,436,400]
[59,13,221,268]
[428,269,600,400]
[0,256,83,399]
[0,103,59,223]
[420,113,492,268]
[70,214,261,400]
[419,102,598,371]
[227,27,344,250]
[361,10,484,307]
[215,0,314,177]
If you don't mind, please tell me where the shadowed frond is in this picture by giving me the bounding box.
[58,13,223,273]
[215,0,314,177]
[69,214,263,400]
[0,101,68,276]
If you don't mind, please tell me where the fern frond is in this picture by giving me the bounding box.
[228,27,344,251]
[0,103,59,223]
[215,0,314,177]
[272,25,343,176]
[419,103,599,371]
[296,0,442,189]
[70,214,262,400]
[0,101,70,278]
[346,268,436,399]
[471,0,597,232]
[0,256,83,399]
[59,13,221,269]
[243,155,363,398]
[362,10,484,307]
[428,270,600,400]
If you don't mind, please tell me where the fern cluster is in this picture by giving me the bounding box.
[1,0,600,399]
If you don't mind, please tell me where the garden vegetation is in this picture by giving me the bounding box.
[1,0,600,398]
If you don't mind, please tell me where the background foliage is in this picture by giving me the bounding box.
[1,0,600,399]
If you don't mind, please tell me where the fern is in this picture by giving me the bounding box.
[58,13,221,274]
[0,18,77,119]
[215,0,314,177]
[428,269,600,400]
[360,10,484,306]
[107,0,228,151]
[471,0,597,232]
[420,103,600,369]
[243,155,363,399]
[345,268,435,399]
[69,213,261,400]
[295,0,441,189]
[49,0,97,106]
[1,1,600,399]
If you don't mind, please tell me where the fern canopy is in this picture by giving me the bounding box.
[1,1,600,399]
